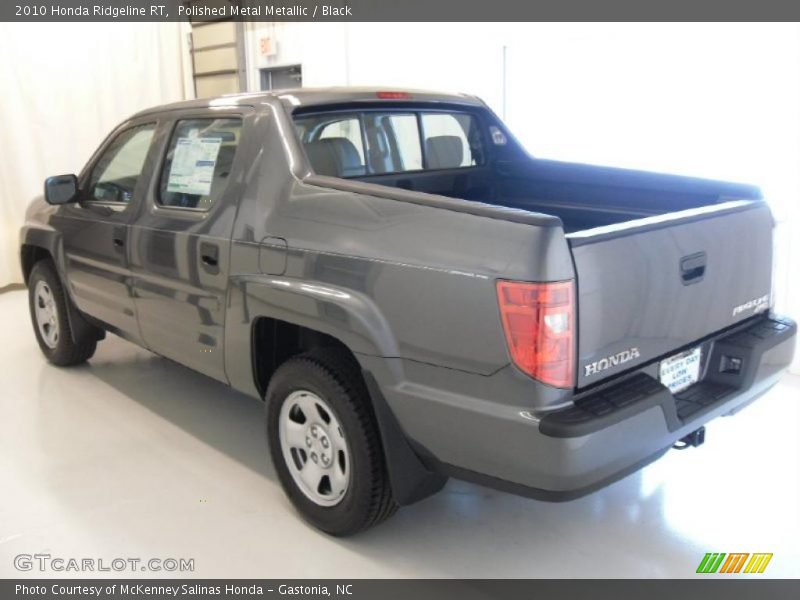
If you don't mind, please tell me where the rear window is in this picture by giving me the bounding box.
[294,110,484,178]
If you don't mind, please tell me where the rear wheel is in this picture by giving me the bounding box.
[266,348,397,536]
[28,260,98,366]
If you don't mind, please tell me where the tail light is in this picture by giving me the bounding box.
[496,280,575,388]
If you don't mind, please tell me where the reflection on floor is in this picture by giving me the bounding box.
[1,289,798,578]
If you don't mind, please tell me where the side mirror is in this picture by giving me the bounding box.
[44,174,79,205]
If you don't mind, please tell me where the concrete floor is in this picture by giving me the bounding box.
[1,288,798,579]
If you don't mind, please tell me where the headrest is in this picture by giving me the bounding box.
[425,135,464,169]
[305,138,365,177]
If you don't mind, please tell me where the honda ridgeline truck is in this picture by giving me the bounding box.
[20,88,796,535]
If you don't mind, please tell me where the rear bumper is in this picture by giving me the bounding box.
[540,315,796,439]
[368,314,795,501]
[479,314,796,499]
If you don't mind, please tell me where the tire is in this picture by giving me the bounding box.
[266,348,398,536]
[28,259,98,366]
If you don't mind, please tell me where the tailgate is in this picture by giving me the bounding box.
[568,201,773,388]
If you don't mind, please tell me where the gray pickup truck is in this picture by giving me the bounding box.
[20,88,796,535]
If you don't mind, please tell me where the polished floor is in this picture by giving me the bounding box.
[1,288,798,578]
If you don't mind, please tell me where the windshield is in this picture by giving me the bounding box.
[293,110,486,178]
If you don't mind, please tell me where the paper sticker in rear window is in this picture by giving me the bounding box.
[166,137,223,196]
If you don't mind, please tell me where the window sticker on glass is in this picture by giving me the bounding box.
[166,137,223,196]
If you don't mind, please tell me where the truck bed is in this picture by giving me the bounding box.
[339,156,772,389]
[350,157,761,233]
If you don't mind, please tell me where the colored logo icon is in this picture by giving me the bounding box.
[697,553,773,574]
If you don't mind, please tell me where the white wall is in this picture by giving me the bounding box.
[0,22,191,287]
[244,22,800,372]
[244,23,506,107]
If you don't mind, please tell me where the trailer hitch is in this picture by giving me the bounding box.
[673,426,705,450]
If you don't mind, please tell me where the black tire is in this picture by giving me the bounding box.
[266,348,398,536]
[28,259,98,366]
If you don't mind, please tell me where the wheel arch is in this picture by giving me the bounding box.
[21,233,104,344]
[224,275,400,396]
[250,315,356,399]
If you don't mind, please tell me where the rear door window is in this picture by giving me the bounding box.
[158,118,242,210]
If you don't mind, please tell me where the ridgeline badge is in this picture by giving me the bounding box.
[732,294,770,317]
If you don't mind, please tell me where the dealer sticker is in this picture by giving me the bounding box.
[659,347,702,394]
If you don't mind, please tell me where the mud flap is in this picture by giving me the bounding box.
[362,370,447,505]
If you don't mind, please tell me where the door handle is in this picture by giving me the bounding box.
[680,252,706,285]
[200,242,220,273]
[111,225,127,252]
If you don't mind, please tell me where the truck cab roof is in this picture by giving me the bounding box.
[132,87,485,119]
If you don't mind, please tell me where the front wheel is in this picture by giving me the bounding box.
[266,349,397,536]
[28,260,97,366]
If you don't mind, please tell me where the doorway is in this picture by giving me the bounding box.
[260,65,303,91]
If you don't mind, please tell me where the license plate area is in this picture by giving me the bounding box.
[659,347,702,394]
